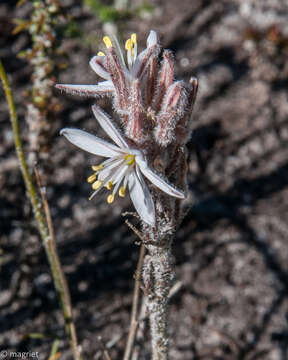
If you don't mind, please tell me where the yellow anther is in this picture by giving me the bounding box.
[131,33,137,44]
[87,173,97,183]
[124,154,136,165]
[103,36,112,48]
[125,38,132,51]
[92,164,103,171]
[92,180,102,190]
[106,181,113,190]
[107,194,115,204]
[119,186,126,198]
[97,51,105,56]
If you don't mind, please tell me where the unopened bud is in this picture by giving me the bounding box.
[126,80,145,143]
[175,77,199,145]
[153,50,175,111]
[154,81,188,147]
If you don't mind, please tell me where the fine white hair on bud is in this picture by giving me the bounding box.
[154,81,188,147]
[126,79,145,142]
[153,50,175,112]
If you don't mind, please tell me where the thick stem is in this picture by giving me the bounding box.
[143,241,175,360]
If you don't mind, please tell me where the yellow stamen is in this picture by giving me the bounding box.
[103,36,112,48]
[124,154,136,166]
[97,51,105,56]
[92,164,103,171]
[107,194,115,204]
[92,180,102,190]
[87,173,97,183]
[131,33,137,44]
[119,186,126,198]
[106,181,113,190]
[125,38,132,51]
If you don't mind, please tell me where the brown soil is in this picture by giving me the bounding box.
[1,0,288,359]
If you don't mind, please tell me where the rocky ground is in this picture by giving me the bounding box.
[1,0,288,359]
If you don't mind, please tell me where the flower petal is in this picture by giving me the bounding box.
[111,162,129,185]
[111,34,126,68]
[136,158,185,199]
[89,56,111,80]
[147,30,158,47]
[98,158,124,181]
[55,83,114,97]
[131,43,160,80]
[92,105,129,149]
[60,128,123,157]
[128,166,155,226]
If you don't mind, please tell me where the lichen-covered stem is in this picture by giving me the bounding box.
[143,237,175,360]
[20,0,61,167]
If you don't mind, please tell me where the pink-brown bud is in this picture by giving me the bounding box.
[153,50,175,112]
[126,80,145,143]
[144,56,159,108]
[174,77,198,145]
[106,48,129,113]
[133,44,160,80]
[154,81,188,147]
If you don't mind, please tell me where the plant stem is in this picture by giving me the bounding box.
[34,168,80,360]
[143,238,174,360]
[123,243,145,360]
[0,60,80,360]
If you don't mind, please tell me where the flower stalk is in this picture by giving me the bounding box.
[0,60,80,360]
[123,242,145,360]
[143,241,174,360]
[57,30,198,358]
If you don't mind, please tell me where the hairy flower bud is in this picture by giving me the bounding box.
[174,77,198,145]
[154,81,188,147]
[126,80,145,142]
[144,56,158,108]
[106,48,129,114]
[153,50,175,112]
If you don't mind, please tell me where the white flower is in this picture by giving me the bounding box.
[55,31,159,100]
[60,105,185,226]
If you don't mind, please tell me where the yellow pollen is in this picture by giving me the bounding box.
[125,38,132,51]
[97,51,105,56]
[92,180,102,190]
[103,36,112,48]
[119,186,126,198]
[131,33,137,44]
[107,194,115,204]
[92,164,103,171]
[87,173,97,183]
[124,154,136,165]
[106,181,113,190]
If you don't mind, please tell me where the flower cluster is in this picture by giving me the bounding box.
[58,31,197,226]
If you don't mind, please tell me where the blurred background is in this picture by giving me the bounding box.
[1,0,288,359]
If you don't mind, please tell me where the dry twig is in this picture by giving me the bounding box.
[0,60,80,360]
